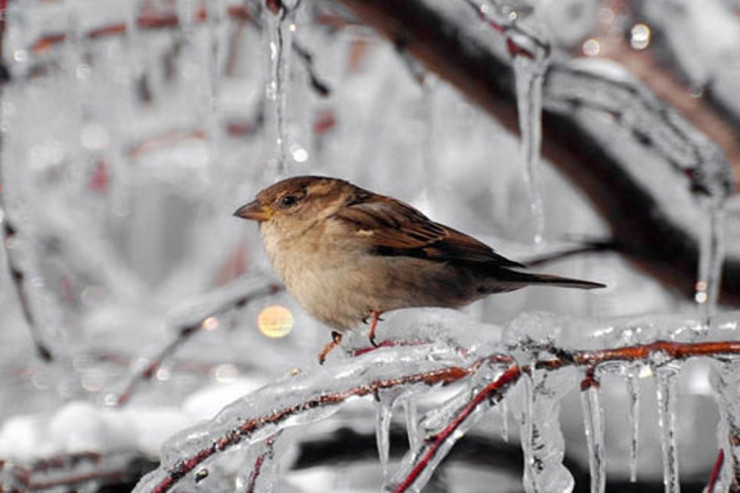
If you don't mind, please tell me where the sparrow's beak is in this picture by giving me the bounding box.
[233,200,273,221]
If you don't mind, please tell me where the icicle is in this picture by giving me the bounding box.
[580,377,606,493]
[512,51,548,245]
[695,194,726,322]
[415,75,437,214]
[500,398,509,443]
[625,365,641,483]
[402,395,421,451]
[519,371,536,491]
[263,1,299,178]
[376,391,395,481]
[519,368,576,493]
[205,0,226,174]
[655,364,681,493]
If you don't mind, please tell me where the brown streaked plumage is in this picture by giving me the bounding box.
[234,176,604,359]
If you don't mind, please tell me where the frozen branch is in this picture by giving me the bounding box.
[331,0,740,304]
[133,308,740,492]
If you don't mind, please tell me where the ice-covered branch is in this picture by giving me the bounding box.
[133,343,471,493]
[133,310,740,492]
[331,0,740,304]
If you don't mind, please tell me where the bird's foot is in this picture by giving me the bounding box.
[318,331,343,365]
[367,310,383,347]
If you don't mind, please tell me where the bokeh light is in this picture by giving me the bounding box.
[258,305,294,338]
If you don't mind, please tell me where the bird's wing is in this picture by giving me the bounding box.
[334,195,524,268]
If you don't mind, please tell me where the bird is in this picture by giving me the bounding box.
[234,175,605,363]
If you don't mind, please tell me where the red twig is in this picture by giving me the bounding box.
[392,364,522,492]
[707,448,724,493]
[245,433,281,493]
[30,6,255,54]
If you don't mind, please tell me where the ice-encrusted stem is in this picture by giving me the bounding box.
[263,1,299,178]
[580,374,606,493]
[512,52,548,245]
[389,362,521,493]
[240,432,284,493]
[655,363,681,493]
[626,365,641,483]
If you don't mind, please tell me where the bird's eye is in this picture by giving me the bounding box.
[279,195,299,207]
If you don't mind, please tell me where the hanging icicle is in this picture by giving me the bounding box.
[580,371,606,493]
[655,363,681,493]
[375,390,395,481]
[695,194,726,322]
[512,50,548,245]
[262,0,301,178]
[626,364,641,483]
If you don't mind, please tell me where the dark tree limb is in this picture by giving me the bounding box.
[332,0,740,304]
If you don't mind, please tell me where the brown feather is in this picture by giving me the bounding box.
[334,190,525,268]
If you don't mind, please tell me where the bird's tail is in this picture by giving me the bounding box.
[493,269,606,290]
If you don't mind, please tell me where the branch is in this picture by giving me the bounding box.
[331,0,740,304]
[134,323,740,492]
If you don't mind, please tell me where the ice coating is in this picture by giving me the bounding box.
[519,368,576,493]
[134,342,471,492]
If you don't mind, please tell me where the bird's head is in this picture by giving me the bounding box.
[234,176,354,230]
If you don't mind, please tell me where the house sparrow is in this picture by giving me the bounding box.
[235,176,604,362]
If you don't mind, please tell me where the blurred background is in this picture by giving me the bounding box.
[0,0,738,491]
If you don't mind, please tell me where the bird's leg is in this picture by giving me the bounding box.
[367,310,383,347]
[318,330,343,365]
